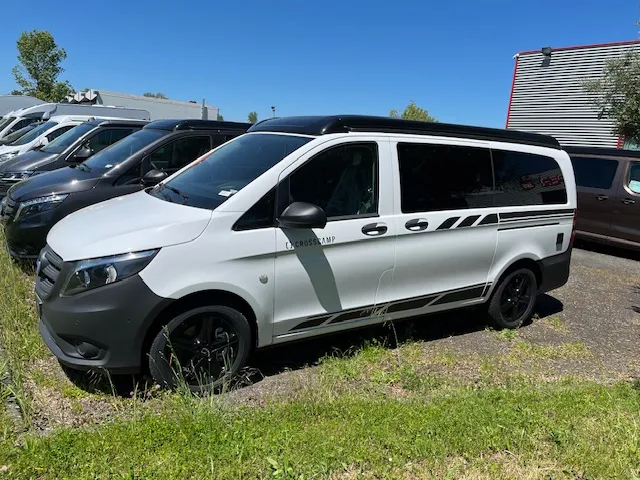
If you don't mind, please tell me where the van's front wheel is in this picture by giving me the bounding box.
[487,268,537,329]
[148,305,252,393]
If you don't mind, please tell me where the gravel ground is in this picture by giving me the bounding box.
[24,243,640,427]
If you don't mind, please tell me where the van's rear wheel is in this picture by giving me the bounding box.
[148,305,252,393]
[487,268,537,329]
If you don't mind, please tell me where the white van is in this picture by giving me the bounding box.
[0,115,134,163]
[0,103,150,141]
[35,115,577,391]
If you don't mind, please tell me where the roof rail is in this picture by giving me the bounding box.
[563,145,640,158]
[248,115,561,149]
[145,119,252,132]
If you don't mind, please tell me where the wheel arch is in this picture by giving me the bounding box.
[140,289,259,369]
[487,256,543,300]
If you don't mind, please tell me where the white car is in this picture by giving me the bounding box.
[0,115,134,164]
[36,115,577,392]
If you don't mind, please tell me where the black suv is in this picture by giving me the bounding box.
[1,119,251,259]
[0,118,148,197]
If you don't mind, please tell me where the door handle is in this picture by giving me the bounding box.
[622,198,636,205]
[361,222,388,236]
[405,218,429,231]
[596,195,608,201]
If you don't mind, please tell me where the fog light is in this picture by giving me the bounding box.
[76,341,101,359]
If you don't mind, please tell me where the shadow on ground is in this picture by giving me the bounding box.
[575,239,640,262]
[64,293,564,396]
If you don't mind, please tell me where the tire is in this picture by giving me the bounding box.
[486,268,538,329]
[148,305,252,393]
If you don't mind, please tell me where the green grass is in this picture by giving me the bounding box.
[0,382,638,479]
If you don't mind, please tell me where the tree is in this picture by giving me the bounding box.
[9,90,22,96]
[11,30,73,102]
[584,50,640,141]
[217,113,224,121]
[389,101,437,122]
[143,92,168,99]
[248,111,258,123]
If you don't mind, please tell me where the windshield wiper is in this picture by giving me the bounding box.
[159,183,189,203]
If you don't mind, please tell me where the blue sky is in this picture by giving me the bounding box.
[1,0,638,127]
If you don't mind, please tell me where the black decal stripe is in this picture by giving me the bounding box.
[457,215,481,228]
[329,309,369,324]
[498,222,560,231]
[436,217,460,230]
[289,284,489,332]
[499,214,574,224]
[387,295,438,313]
[432,285,486,305]
[499,208,574,220]
[291,316,332,330]
[478,214,498,225]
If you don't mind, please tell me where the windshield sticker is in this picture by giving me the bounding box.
[218,189,238,197]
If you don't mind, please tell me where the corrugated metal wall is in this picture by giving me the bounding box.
[507,42,640,148]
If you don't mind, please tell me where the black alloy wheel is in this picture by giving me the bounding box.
[487,268,538,329]
[149,305,252,393]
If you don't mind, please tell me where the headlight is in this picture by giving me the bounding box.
[14,194,68,221]
[61,250,159,296]
[0,151,19,163]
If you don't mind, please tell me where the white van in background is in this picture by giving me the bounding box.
[0,103,150,141]
[0,115,138,164]
[36,115,577,393]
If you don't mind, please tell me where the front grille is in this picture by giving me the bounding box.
[35,245,63,300]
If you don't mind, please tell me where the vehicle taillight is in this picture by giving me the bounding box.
[569,209,577,245]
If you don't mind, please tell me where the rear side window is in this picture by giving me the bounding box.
[493,150,567,206]
[397,143,494,213]
[570,156,619,190]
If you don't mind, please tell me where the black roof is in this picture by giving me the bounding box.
[248,115,561,149]
[144,119,252,132]
[86,118,149,127]
[563,145,640,158]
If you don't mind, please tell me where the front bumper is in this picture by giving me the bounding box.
[38,272,172,373]
[5,219,51,259]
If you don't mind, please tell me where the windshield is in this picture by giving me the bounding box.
[81,128,166,172]
[11,120,58,145]
[0,116,16,132]
[41,123,94,154]
[149,133,312,210]
[0,123,40,145]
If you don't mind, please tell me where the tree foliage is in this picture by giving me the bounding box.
[584,51,640,140]
[143,92,168,99]
[248,111,258,123]
[217,113,224,121]
[389,101,437,122]
[11,30,73,102]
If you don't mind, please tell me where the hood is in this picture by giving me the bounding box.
[0,150,58,172]
[6,166,100,201]
[48,190,213,261]
[0,145,19,155]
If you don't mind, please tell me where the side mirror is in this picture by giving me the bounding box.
[142,169,168,187]
[31,137,48,151]
[277,202,327,229]
[70,146,92,162]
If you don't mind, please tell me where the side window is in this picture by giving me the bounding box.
[493,150,567,206]
[397,143,494,213]
[8,118,36,134]
[145,136,211,174]
[286,143,378,219]
[570,156,619,190]
[46,125,75,142]
[86,128,135,154]
[233,188,276,231]
[627,162,640,194]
